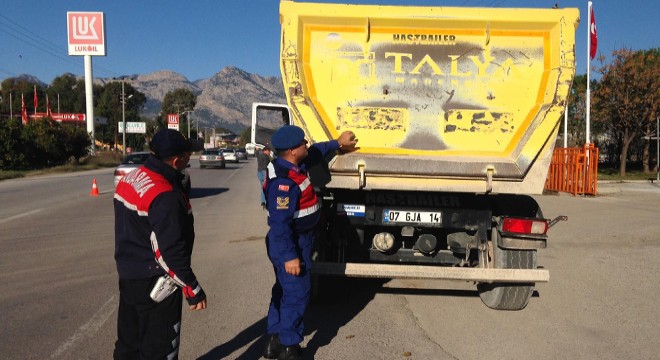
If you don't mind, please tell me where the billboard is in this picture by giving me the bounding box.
[118,122,147,134]
[67,12,106,56]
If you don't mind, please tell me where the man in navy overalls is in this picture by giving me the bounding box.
[262,125,357,360]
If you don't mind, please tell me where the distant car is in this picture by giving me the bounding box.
[113,151,150,187]
[199,149,226,169]
[235,148,248,161]
[221,149,239,163]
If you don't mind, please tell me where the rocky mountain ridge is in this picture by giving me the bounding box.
[114,66,286,133]
[9,67,286,134]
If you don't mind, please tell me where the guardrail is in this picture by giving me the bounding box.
[545,144,599,196]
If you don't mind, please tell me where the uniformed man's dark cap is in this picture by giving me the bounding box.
[271,125,305,150]
[150,129,204,159]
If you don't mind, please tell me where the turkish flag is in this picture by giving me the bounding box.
[590,6,598,59]
[21,94,28,125]
[33,85,38,110]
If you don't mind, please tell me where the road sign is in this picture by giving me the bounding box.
[67,12,106,56]
[118,122,146,134]
[167,114,179,130]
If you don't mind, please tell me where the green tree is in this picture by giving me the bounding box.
[47,73,89,113]
[593,48,660,176]
[96,81,146,149]
[0,77,41,118]
[240,126,251,146]
[0,118,26,169]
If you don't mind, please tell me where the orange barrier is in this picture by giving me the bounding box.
[545,144,599,196]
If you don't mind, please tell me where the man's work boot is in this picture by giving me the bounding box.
[263,334,282,359]
[277,345,301,360]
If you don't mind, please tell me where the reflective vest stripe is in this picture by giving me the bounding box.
[293,202,320,218]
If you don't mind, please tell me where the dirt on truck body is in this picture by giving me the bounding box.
[276,0,579,310]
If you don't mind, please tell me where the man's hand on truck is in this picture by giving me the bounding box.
[337,131,358,152]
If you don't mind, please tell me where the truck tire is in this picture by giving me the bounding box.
[477,234,536,310]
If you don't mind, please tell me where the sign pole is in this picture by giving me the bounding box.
[122,81,126,155]
[68,11,106,154]
[84,55,95,153]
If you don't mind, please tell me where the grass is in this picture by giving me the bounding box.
[598,167,660,181]
[0,151,122,181]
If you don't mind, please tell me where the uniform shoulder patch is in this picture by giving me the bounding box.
[276,196,290,209]
[278,184,290,191]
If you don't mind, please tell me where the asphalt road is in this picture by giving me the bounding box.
[0,160,658,359]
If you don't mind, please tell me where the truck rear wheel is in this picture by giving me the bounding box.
[477,234,536,310]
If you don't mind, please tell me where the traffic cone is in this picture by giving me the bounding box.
[90,178,100,196]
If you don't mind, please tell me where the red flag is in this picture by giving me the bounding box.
[33,85,38,110]
[590,6,598,59]
[21,94,28,125]
[46,94,52,116]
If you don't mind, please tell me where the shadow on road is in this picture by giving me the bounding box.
[197,277,387,360]
[197,318,267,360]
[196,278,542,359]
[303,277,388,359]
[189,187,229,199]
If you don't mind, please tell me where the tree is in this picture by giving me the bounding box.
[564,74,587,147]
[47,73,88,113]
[160,88,196,137]
[96,81,146,149]
[240,126,251,146]
[592,48,660,176]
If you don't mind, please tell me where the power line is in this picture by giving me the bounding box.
[0,14,119,80]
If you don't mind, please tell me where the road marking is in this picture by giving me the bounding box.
[50,295,117,359]
[0,209,43,224]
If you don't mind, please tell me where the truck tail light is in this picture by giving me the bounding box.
[501,217,548,235]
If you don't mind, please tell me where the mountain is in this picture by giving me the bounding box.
[101,67,286,134]
[3,66,286,134]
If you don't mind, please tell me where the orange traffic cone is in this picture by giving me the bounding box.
[90,178,100,196]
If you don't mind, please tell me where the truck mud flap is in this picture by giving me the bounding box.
[312,262,549,283]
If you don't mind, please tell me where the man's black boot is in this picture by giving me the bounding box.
[277,345,301,360]
[263,334,282,359]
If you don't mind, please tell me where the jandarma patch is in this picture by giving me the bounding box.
[278,184,290,191]
[276,196,290,209]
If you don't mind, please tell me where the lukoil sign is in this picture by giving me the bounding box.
[67,12,106,56]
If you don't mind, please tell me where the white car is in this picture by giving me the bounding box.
[221,149,239,163]
[113,152,150,187]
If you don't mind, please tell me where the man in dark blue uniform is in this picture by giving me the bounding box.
[262,125,357,360]
[114,129,206,360]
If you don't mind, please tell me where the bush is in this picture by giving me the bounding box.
[0,118,91,170]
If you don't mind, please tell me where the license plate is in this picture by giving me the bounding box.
[383,209,442,225]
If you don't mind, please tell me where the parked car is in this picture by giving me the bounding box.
[221,149,239,163]
[199,149,226,169]
[113,152,150,187]
[235,148,248,161]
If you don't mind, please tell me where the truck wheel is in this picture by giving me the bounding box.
[477,233,536,310]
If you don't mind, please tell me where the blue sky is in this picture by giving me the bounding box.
[1,0,657,84]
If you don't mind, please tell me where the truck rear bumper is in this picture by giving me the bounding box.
[312,262,549,283]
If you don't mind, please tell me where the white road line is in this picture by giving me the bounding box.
[50,295,117,359]
[0,209,43,224]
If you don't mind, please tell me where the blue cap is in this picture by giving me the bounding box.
[271,125,305,150]
[150,129,203,159]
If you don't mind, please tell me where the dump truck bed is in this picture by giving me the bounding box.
[279,0,579,194]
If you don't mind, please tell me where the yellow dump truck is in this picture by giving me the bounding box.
[276,0,579,310]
